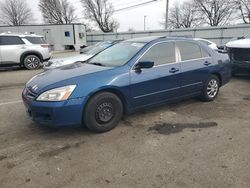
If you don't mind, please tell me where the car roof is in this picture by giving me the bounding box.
[99,40,122,44]
[125,36,197,43]
[0,33,43,38]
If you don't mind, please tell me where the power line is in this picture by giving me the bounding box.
[110,0,148,8]
[114,0,161,13]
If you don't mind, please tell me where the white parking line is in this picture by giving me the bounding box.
[0,100,22,106]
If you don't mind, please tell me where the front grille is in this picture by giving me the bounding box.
[24,87,38,100]
[230,48,250,62]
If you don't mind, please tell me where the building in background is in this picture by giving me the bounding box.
[0,24,87,51]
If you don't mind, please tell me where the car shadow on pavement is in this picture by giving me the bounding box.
[233,74,250,81]
[0,66,44,72]
[26,122,92,138]
[0,66,24,72]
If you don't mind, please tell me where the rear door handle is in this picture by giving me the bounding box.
[204,61,212,66]
[169,67,180,73]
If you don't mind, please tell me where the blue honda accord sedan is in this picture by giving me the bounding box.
[22,36,231,132]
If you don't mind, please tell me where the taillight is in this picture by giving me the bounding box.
[41,44,49,48]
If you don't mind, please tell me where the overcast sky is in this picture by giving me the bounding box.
[0,0,180,31]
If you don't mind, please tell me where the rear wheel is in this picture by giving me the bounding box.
[84,92,123,133]
[200,75,220,102]
[23,55,41,70]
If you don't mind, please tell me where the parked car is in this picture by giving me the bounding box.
[226,38,250,75]
[44,41,120,70]
[216,36,246,54]
[79,41,112,54]
[195,38,218,51]
[0,33,51,70]
[22,36,231,133]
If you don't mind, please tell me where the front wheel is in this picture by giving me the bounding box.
[83,92,123,133]
[200,75,220,102]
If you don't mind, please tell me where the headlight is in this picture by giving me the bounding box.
[37,85,76,101]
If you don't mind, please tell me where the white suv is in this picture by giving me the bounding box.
[0,33,51,70]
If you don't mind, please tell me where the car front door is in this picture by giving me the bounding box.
[0,36,25,64]
[130,41,181,109]
[176,41,213,96]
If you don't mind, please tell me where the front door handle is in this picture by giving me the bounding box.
[204,61,212,66]
[169,67,180,73]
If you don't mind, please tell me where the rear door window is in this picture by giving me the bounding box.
[0,36,24,45]
[140,42,176,66]
[177,41,202,61]
[24,37,46,44]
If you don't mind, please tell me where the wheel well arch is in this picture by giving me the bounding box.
[84,88,129,115]
[20,51,43,65]
[211,73,222,86]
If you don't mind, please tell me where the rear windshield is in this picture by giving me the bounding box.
[81,42,113,54]
[197,39,211,46]
[24,37,46,44]
[85,43,112,55]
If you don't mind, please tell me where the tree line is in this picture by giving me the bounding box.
[0,0,250,32]
[0,0,118,32]
[167,0,250,29]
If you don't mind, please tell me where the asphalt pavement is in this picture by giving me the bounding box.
[0,53,249,188]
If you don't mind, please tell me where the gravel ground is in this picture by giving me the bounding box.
[0,52,249,188]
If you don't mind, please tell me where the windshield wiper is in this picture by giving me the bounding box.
[88,62,106,67]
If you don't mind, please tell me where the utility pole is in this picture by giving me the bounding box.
[165,0,169,29]
[144,15,147,31]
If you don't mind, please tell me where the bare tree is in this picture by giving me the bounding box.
[235,0,250,23]
[168,1,200,29]
[80,0,119,32]
[0,0,33,25]
[194,0,235,26]
[39,0,78,24]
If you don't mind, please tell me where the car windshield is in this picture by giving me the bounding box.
[88,42,145,67]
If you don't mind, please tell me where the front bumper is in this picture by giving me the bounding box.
[22,92,87,127]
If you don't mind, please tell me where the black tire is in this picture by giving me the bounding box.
[83,92,123,133]
[23,55,41,70]
[200,75,220,102]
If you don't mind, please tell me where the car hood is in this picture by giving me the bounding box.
[45,54,93,69]
[27,62,112,93]
[226,39,250,49]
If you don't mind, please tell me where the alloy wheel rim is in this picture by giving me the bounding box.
[26,57,39,69]
[95,102,114,123]
[207,79,218,98]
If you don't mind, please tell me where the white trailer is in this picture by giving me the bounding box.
[0,24,87,51]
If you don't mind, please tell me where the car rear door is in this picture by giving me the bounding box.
[0,36,25,64]
[130,41,181,109]
[176,41,213,96]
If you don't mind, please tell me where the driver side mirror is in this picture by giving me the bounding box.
[134,61,154,72]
